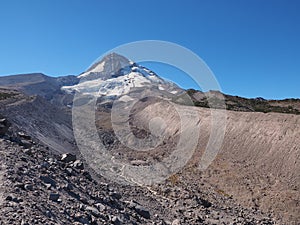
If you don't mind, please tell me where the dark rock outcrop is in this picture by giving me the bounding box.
[0,117,10,136]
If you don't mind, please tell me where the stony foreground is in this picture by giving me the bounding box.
[0,126,276,225]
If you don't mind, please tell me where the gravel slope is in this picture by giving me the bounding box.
[0,129,275,224]
[128,100,300,224]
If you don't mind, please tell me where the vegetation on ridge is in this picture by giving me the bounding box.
[187,89,300,115]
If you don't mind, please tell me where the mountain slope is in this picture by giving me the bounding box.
[0,73,79,106]
[116,98,300,223]
[0,88,76,153]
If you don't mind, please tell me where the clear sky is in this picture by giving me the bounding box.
[0,0,299,99]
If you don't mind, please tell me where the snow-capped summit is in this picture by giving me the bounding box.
[62,53,182,99]
[78,53,134,81]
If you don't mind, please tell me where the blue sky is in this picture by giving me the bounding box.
[0,0,299,99]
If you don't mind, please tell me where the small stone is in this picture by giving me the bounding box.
[82,171,92,180]
[85,206,100,217]
[64,182,73,191]
[135,204,150,219]
[24,184,34,191]
[172,219,181,225]
[40,161,50,169]
[79,204,86,210]
[61,153,76,163]
[20,139,32,149]
[95,203,106,212]
[5,195,19,203]
[74,213,90,225]
[23,149,32,155]
[109,191,122,199]
[80,197,88,204]
[112,216,121,225]
[65,168,73,176]
[0,118,10,136]
[49,193,60,201]
[128,200,137,209]
[17,131,31,139]
[5,195,13,201]
[73,160,84,169]
[45,210,52,218]
[130,160,148,166]
[40,175,56,188]
[21,220,29,225]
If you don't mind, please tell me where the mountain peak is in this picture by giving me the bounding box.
[86,52,132,74]
[62,52,182,98]
[77,52,158,82]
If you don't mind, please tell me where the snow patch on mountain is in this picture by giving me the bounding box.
[62,53,182,98]
[78,61,105,78]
